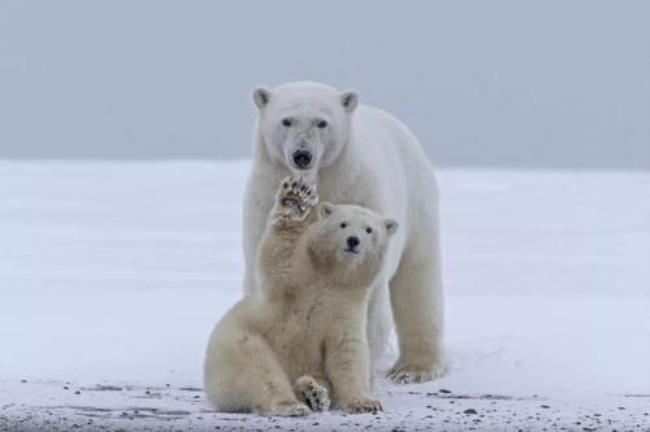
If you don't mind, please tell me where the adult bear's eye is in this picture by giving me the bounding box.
[366,227,373,234]
[340,222,347,229]
[282,118,292,127]
[317,120,328,129]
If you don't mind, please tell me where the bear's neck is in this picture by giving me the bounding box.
[308,250,381,295]
[318,137,367,201]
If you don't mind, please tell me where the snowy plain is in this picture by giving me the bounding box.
[0,161,649,431]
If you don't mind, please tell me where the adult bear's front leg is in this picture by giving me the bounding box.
[366,277,393,365]
[388,243,445,384]
[242,170,278,295]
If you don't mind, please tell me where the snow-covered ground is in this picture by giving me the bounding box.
[1,161,649,431]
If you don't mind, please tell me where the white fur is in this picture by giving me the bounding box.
[204,180,389,414]
[243,82,445,383]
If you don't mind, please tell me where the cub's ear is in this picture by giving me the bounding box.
[384,218,399,236]
[340,90,359,112]
[318,202,335,219]
[253,87,271,109]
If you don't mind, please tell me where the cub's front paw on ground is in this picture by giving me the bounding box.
[340,396,383,414]
[275,176,318,222]
[261,400,311,417]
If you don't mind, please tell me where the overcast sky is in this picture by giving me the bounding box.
[0,1,648,168]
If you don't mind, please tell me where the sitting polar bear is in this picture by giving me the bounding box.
[243,81,444,383]
[204,177,397,415]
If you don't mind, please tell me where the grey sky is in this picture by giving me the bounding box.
[0,1,648,168]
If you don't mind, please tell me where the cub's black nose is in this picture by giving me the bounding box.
[292,150,312,169]
[347,236,360,249]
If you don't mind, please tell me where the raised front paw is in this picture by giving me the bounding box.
[339,396,383,414]
[274,176,318,223]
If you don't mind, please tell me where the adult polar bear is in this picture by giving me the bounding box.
[243,81,444,383]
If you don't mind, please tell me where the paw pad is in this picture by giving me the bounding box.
[275,176,318,219]
[295,376,330,412]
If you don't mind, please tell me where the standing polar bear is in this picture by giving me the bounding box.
[205,176,395,415]
[243,81,444,383]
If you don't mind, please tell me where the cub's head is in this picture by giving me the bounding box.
[252,81,358,180]
[307,203,398,284]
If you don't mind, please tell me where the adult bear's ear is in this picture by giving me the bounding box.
[318,202,335,219]
[253,87,271,109]
[384,219,399,236]
[340,90,359,112]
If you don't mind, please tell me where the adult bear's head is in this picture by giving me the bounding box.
[252,81,359,180]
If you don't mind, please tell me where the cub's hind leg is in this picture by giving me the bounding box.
[204,323,310,416]
[294,375,331,412]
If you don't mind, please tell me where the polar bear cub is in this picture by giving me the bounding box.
[204,176,397,415]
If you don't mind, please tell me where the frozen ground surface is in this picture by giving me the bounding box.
[1,161,649,431]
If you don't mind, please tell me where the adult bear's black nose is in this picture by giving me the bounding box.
[347,236,360,249]
[292,150,312,169]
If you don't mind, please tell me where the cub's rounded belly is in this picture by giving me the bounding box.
[263,308,328,383]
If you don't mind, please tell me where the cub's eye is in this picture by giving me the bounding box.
[366,227,373,234]
[340,222,347,229]
[317,120,328,129]
[282,118,292,127]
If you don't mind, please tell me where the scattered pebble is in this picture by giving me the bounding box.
[2,382,648,431]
